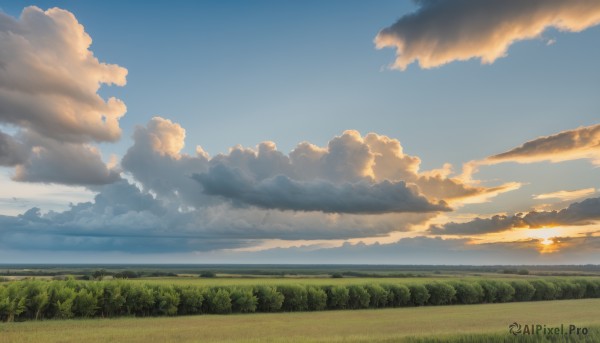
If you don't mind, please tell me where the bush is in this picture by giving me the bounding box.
[364,284,388,308]
[205,288,232,314]
[495,281,515,303]
[573,279,600,298]
[511,281,535,301]
[347,285,370,309]
[517,269,529,275]
[408,284,429,306]
[254,286,284,312]
[278,285,308,312]
[383,284,411,307]
[530,280,557,301]
[177,286,204,315]
[154,286,180,316]
[199,271,216,278]
[73,289,97,317]
[23,281,49,320]
[306,287,327,311]
[230,288,257,313]
[326,286,349,310]
[331,273,344,278]
[425,283,455,306]
[451,281,483,305]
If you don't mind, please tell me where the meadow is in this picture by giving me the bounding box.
[2,265,600,342]
[1,299,599,342]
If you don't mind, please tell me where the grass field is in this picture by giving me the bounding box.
[1,298,599,342]
[127,274,563,287]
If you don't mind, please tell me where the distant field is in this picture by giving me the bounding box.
[128,274,592,287]
[2,299,599,342]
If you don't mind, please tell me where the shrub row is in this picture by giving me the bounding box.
[1,278,600,322]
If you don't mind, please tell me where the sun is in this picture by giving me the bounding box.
[524,227,564,253]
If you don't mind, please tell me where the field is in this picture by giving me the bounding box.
[1,298,599,342]
[0,266,600,343]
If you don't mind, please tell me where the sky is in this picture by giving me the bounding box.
[1,0,600,264]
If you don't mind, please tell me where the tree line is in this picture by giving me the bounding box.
[1,278,600,322]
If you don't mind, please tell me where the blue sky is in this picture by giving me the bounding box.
[1,1,600,263]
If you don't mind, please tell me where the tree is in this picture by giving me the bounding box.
[326,286,349,310]
[278,285,308,312]
[347,285,370,309]
[408,284,429,306]
[254,286,284,312]
[92,269,107,281]
[230,288,257,313]
[306,286,327,311]
[425,283,455,305]
[364,284,388,308]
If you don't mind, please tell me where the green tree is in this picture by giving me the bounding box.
[230,288,257,313]
[254,286,284,312]
[326,286,349,310]
[408,284,429,306]
[425,283,455,306]
[347,285,370,309]
[306,286,327,311]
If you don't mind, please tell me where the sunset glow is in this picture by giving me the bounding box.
[0,1,599,264]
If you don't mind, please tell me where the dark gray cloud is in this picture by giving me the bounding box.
[429,196,600,235]
[0,179,435,253]
[0,130,26,166]
[375,0,600,70]
[12,133,120,185]
[194,164,450,214]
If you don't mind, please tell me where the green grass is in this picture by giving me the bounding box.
[2,298,599,342]
[128,274,564,287]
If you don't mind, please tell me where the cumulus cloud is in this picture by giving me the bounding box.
[375,0,600,70]
[124,121,509,215]
[0,6,127,185]
[0,130,26,166]
[0,179,436,252]
[429,196,600,235]
[194,166,449,214]
[0,6,127,142]
[12,133,120,185]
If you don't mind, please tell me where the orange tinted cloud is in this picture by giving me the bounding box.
[375,0,600,70]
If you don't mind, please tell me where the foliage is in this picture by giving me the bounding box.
[1,278,600,321]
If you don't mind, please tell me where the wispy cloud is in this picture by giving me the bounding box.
[429,196,600,235]
[534,188,596,201]
[375,0,600,70]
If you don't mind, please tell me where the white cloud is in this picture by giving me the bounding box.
[0,6,127,185]
[375,0,600,70]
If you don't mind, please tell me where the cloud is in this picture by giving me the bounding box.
[489,123,600,164]
[0,179,436,253]
[0,6,127,185]
[429,196,600,235]
[12,133,120,185]
[460,123,600,182]
[534,188,596,201]
[189,236,600,265]
[375,0,600,70]
[123,121,513,215]
[0,130,26,166]
[194,165,449,214]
